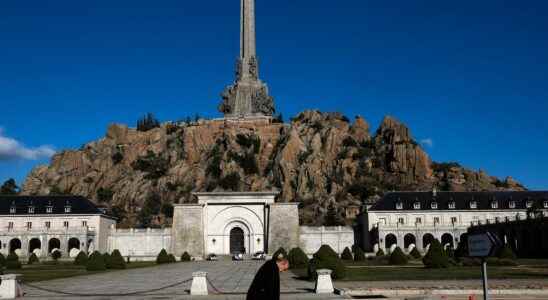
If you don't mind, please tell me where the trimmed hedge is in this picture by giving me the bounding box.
[409,247,422,259]
[272,247,288,260]
[354,247,366,261]
[307,245,345,280]
[498,244,517,260]
[376,248,385,257]
[0,253,5,268]
[288,247,309,269]
[103,253,112,269]
[156,249,171,264]
[86,251,106,271]
[389,247,408,265]
[74,251,88,266]
[168,254,176,263]
[341,247,353,261]
[422,239,450,268]
[51,250,62,261]
[110,250,126,269]
[181,252,191,262]
[6,252,21,270]
[28,253,40,265]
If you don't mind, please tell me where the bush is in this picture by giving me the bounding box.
[389,247,408,265]
[341,247,353,260]
[0,253,6,268]
[498,244,517,260]
[409,247,422,259]
[51,250,62,261]
[168,254,176,263]
[272,247,288,260]
[353,247,366,261]
[6,253,21,270]
[491,258,518,266]
[307,245,345,280]
[86,251,106,271]
[156,249,171,264]
[181,251,191,262]
[28,253,40,265]
[376,248,385,257]
[461,257,482,267]
[103,253,112,269]
[288,247,309,269]
[74,251,88,266]
[110,250,126,269]
[422,239,450,268]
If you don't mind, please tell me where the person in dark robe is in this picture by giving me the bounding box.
[246,254,289,300]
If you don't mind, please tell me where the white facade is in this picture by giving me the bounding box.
[299,226,354,255]
[107,226,171,261]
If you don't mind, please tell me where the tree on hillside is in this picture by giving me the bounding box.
[1,179,19,195]
[137,113,160,132]
[324,204,345,226]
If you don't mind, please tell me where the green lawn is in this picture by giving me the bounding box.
[5,261,157,283]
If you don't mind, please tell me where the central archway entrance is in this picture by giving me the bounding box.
[230,227,245,254]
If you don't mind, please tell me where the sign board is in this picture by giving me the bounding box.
[468,232,501,257]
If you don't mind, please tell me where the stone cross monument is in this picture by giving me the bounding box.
[218,0,275,118]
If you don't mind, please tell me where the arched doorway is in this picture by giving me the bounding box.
[230,227,245,254]
[385,234,397,249]
[68,238,80,251]
[48,238,61,253]
[441,233,454,249]
[29,238,41,254]
[404,234,416,249]
[423,233,434,249]
[9,239,21,253]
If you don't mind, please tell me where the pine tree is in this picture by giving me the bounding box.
[0,179,19,195]
[341,247,353,260]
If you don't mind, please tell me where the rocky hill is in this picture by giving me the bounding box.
[22,110,525,227]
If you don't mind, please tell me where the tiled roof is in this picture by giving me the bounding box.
[0,195,103,215]
[370,191,548,211]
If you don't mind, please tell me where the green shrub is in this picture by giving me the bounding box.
[341,247,353,261]
[409,247,422,259]
[156,249,171,264]
[110,250,126,269]
[461,257,481,267]
[86,251,106,271]
[422,239,450,268]
[74,251,88,266]
[307,245,345,280]
[389,247,408,265]
[51,250,62,261]
[497,244,517,260]
[445,247,455,258]
[103,253,112,269]
[6,253,21,270]
[353,247,366,261]
[181,251,191,262]
[288,247,309,269]
[272,247,288,260]
[168,254,176,263]
[28,253,40,265]
[376,248,385,257]
[0,253,6,268]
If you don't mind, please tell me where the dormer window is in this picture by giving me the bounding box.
[431,202,438,209]
[396,202,403,210]
[544,201,548,208]
[491,201,498,209]
[28,206,35,214]
[46,206,53,214]
[413,202,421,210]
[10,206,16,214]
[65,206,71,213]
[526,200,534,209]
[470,201,477,209]
[448,201,456,209]
[509,201,516,209]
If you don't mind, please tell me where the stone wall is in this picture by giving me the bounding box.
[172,204,204,257]
[268,203,299,253]
[107,227,171,261]
[299,226,355,254]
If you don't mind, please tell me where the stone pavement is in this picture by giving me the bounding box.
[20,260,344,299]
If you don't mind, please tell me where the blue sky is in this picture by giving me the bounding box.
[0,0,547,190]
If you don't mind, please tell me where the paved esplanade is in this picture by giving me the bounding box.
[218,0,275,118]
[21,261,343,300]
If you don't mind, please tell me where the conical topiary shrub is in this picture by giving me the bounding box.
[307,245,346,280]
[156,249,170,264]
[168,254,176,263]
[287,247,309,269]
[74,251,88,266]
[51,250,62,263]
[409,247,422,259]
[28,253,40,265]
[6,252,21,270]
[103,253,112,269]
[498,244,517,260]
[354,246,366,261]
[86,251,106,271]
[422,239,450,268]
[376,248,385,257]
[272,247,288,260]
[110,250,126,269]
[181,252,191,262]
[0,253,5,268]
[341,247,353,261]
[389,247,408,265]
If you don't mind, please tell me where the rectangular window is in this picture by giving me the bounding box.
[65,206,71,213]
[491,202,498,209]
[45,221,51,229]
[27,222,32,229]
[63,221,69,228]
[451,217,458,224]
[82,221,87,227]
[431,202,438,209]
[398,217,405,225]
[495,217,500,223]
[396,202,403,210]
[28,206,35,214]
[378,218,387,225]
[46,206,53,214]
[415,217,422,224]
[434,217,440,224]
[509,201,516,209]
[448,202,456,209]
[470,201,477,209]
[9,207,15,214]
[413,202,421,210]
[526,201,534,208]
[8,222,14,229]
